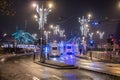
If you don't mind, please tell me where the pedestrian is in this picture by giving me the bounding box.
[79,45,82,55]
[33,47,37,61]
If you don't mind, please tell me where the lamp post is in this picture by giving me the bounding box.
[59,29,65,37]
[64,34,66,42]
[78,14,91,37]
[97,31,105,49]
[33,2,52,63]
[44,31,50,43]
[3,33,7,37]
[50,25,60,41]
[59,29,65,41]
[79,14,92,55]
[89,32,94,40]
[32,33,37,40]
[88,32,94,60]
[14,40,17,54]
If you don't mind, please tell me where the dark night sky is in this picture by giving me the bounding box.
[0,0,120,39]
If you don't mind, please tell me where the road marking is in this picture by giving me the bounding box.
[52,75,62,80]
[0,58,6,62]
[38,69,44,72]
[14,60,19,63]
[25,73,31,77]
[33,76,40,80]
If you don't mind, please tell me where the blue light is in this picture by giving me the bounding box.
[92,21,99,26]
[90,40,94,46]
[90,40,94,44]
[70,55,73,58]
[95,22,98,25]
[52,58,57,61]
[59,41,65,54]
[45,47,48,53]
[43,45,50,54]
[59,41,64,47]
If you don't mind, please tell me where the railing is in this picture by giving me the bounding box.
[87,50,120,62]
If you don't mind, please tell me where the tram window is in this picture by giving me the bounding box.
[52,47,57,50]
[67,46,71,49]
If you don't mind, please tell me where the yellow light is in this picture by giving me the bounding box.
[88,14,91,17]
[97,31,99,34]
[86,24,89,27]
[118,1,120,8]
[1,45,4,48]
[44,31,46,33]
[34,15,38,19]
[3,33,7,37]
[49,3,52,8]
[50,25,53,28]
[33,3,37,7]
[34,33,37,37]
[91,32,94,35]
[82,36,85,40]
[88,13,92,19]
[48,31,51,34]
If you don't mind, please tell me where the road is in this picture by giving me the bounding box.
[0,55,120,80]
[56,54,120,76]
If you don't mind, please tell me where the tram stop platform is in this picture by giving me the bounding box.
[34,60,78,69]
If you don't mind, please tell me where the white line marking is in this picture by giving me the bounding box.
[52,75,62,80]
[33,76,40,80]
[0,58,6,62]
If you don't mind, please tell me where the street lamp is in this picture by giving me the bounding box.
[53,25,60,35]
[96,30,105,49]
[89,32,94,40]
[78,15,91,37]
[44,31,50,43]
[33,2,52,62]
[49,25,60,41]
[48,3,53,9]
[89,32,94,60]
[96,30,99,34]
[64,34,66,42]
[59,29,65,37]
[34,15,38,19]
[50,25,53,29]
[96,31,104,39]
[118,1,120,8]
[32,33,37,40]
[3,33,7,37]
[88,13,92,19]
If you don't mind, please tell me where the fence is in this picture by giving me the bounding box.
[87,50,120,62]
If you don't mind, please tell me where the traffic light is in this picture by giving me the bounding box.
[110,38,114,45]
[107,38,114,45]
[90,40,94,46]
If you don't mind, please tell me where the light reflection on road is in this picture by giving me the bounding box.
[50,54,77,65]
[50,54,120,80]
[1,55,120,80]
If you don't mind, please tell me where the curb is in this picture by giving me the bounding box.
[75,55,89,60]
[75,55,120,77]
[0,53,33,62]
[78,66,120,77]
[34,61,78,69]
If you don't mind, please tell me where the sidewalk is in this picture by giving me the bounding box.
[75,51,120,63]
[75,53,120,77]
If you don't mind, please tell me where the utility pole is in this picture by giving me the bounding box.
[33,2,52,63]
